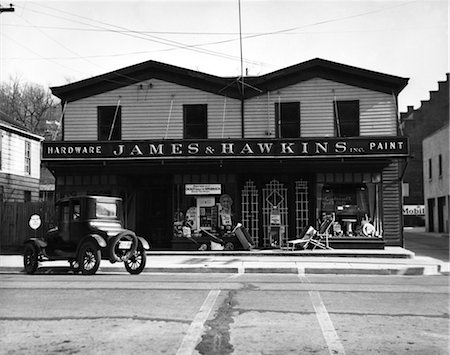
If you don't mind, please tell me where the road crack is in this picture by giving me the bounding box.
[196,289,237,355]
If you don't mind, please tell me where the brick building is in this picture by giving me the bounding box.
[400,73,449,226]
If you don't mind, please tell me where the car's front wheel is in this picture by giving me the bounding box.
[124,244,147,275]
[78,241,101,275]
[23,243,39,274]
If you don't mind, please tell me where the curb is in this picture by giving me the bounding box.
[0,265,442,276]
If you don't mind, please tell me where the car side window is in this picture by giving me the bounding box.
[73,202,80,220]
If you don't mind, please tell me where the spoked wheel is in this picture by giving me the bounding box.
[23,244,39,274]
[69,259,80,274]
[78,241,101,275]
[124,244,147,275]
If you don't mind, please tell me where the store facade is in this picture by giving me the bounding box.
[44,58,409,249]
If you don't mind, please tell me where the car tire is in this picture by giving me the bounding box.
[78,241,101,275]
[23,243,39,274]
[69,259,80,274]
[108,231,137,262]
[124,244,147,275]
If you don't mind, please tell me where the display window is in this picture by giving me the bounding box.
[172,175,238,241]
[317,182,381,238]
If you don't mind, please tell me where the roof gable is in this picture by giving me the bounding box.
[51,58,408,102]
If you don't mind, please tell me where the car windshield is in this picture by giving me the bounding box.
[96,202,117,218]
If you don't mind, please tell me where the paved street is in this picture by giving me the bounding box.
[404,228,449,262]
[0,273,448,354]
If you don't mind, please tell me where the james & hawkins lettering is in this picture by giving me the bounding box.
[43,138,408,160]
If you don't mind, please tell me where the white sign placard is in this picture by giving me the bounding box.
[29,214,41,230]
[185,184,221,195]
[402,205,425,216]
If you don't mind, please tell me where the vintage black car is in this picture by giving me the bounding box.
[23,196,150,275]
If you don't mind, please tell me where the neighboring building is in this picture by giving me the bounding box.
[423,124,449,234]
[400,74,450,226]
[44,58,409,250]
[0,113,43,202]
[39,166,55,202]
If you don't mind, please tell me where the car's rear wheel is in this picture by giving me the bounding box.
[124,244,146,275]
[69,259,80,274]
[23,243,39,274]
[78,241,101,275]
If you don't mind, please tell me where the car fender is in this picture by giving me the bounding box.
[24,238,47,250]
[80,234,107,249]
[137,236,150,250]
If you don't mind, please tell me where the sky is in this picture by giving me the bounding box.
[0,0,448,112]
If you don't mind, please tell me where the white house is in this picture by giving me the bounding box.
[0,113,44,202]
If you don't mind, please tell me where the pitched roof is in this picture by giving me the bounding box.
[51,58,409,102]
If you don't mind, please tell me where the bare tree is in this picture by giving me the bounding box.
[0,77,61,139]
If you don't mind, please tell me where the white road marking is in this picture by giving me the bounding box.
[176,289,221,355]
[299,276,346,355]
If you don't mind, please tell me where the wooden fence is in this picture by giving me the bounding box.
[0,201,55,251]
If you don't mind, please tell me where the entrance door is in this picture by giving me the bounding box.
[136,186,171,249]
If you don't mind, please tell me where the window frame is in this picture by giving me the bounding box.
[274,101,301,138]
[183,104,208,139]
[97,106,122,140]
[24,140,31,175]
[428,158,433,180]
[333,100,360,137]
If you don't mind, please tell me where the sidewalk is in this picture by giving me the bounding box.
[1,247,448,276]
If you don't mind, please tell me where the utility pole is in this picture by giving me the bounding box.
[0,3,15,13]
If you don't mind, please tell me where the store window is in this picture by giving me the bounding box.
[183,104,207,139]
[334,100,359,137]
[317,182,379,238]
[173,175,237,241]
[98,106,121,140]
[275,102,300,138]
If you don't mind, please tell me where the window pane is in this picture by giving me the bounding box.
[184,105,207,139]
[334,101,359,137]
[98,106,121,140]
[275,102,300,138]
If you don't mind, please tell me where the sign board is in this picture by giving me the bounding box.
[29,214,41,230]
[185,184,221,195]
[42,137,409,160]
[402,205,425,216]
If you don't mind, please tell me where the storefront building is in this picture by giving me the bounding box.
[44,58,409,250]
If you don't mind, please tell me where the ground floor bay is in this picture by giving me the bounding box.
[49,159,404,250]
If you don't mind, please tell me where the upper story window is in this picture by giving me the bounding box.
[428,158,432,180]
[334,100,359,137]
[275,102,300,138]
[438,154,442,178]
[98,106,121,140]
[183,104,207,139]
[24,141,31,175]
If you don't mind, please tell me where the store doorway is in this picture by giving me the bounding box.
[136,186,172,249]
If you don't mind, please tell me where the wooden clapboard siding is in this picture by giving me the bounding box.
[64,79,242,140]
[0,173,40,202]
[382,159,403,245]
[0,130,40,179]
[244,78,397,138]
